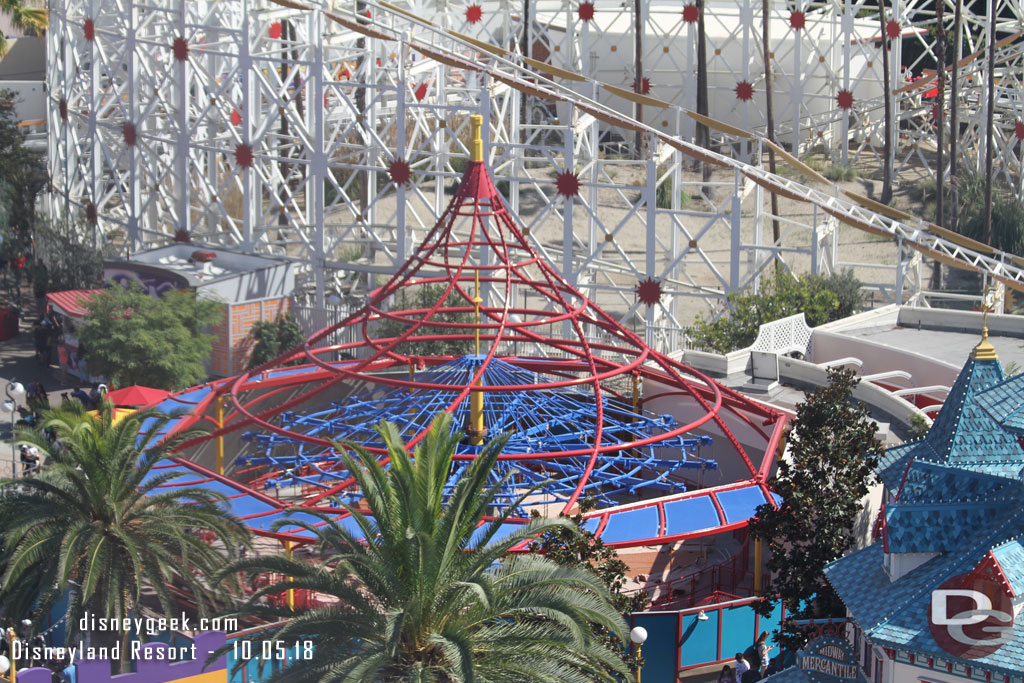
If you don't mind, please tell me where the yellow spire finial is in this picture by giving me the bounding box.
[470,114,483,163]
[972,287,999,361]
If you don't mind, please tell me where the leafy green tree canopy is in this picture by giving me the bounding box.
[248,312,305,369]
[218,412,632,682]
[749,368,882,648]
[81,283,222,390]
[0,88,47,296]
[30,217,107,296]
[691,270,864,354]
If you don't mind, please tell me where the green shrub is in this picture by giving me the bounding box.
[908,413,931,440]
[802,156,857,182]
[690,269,865,354]
[249,313,305,369]
[803,269,865,319]
[374,283,475,357]
[654,164,692,209]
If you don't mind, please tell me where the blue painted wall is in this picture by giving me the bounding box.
[631,613,678,682]
[634,599,789,677]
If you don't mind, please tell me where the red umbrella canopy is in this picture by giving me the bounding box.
[104,385,170,407]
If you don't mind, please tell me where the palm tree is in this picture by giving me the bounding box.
[219,412,632,682]
[0,401,250,670]
[0,0,47,56]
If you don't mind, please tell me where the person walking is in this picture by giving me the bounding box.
[733,652,750,682]
[717,664,734,682]
[756,631,774,675]
[57,342,69,384]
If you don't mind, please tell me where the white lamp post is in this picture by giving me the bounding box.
[630,626,648,683]
[4,380,24,478]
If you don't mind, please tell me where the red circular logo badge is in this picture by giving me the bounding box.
[929,572,1014,659]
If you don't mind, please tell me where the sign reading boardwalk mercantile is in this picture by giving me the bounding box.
[765,636,868,682]
[798,637,866,682]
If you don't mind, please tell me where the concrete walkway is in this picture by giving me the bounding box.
[0,289,89,477]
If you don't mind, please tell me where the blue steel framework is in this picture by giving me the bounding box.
[238,355,714,512]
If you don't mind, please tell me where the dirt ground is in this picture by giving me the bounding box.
[345,147,946,328]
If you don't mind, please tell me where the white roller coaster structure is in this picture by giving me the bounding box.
[46,0,1024,352]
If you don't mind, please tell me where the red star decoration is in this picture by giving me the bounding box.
[414,82,429,101]
[172,36,189,62]
[269,22,282,39]
[230,109,241,126]
[636,277,663,306]
[789,10,805,30]
[466,4,483,23]
[555,170,580,198]
[1015,120,1024,141]
[83,19,95,41]
[234,143,254,168]
[836,89,854,110]
[58,98,68,121]
[682,4,699,23]
[633,77,651,95]
[885,20,901,40]
[173,228,191,243]
[84,202,97,224]
[389,158,412,186]
[123,122,136,146]
[735,80,754,102]
[578,2,595,22]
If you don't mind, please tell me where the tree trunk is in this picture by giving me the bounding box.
[356,0,369,237]
[931,0,946,290]
[762,0,781,267]
[696,0,711,190]
[878,0,893,204]
[949,0,961,233]
[935,0,945,227]
[983,0,995,244]
[520,0,530,140]
[634,0,644,158]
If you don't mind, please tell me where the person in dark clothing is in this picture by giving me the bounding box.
[71,388,92,407]
[33,322,48,365]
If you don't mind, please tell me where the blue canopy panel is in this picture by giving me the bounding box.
[573,484,773,547]
[663,495,722,536]
[716,485,773,524]
[599,505,660,543]
[132,385,214,449]
[468,520,528,549]
[235,356,715,513]
[142,465,281,518]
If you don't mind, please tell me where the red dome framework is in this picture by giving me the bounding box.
[156,115,786,551]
